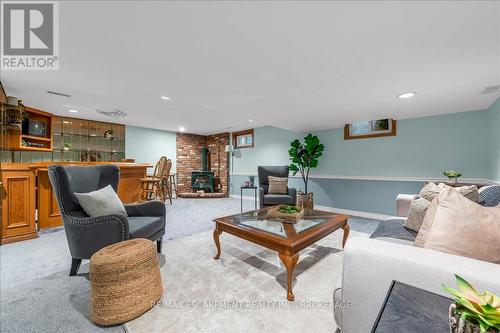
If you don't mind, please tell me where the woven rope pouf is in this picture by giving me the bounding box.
[89,239,163,326]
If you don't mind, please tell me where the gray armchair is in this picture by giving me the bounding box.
[48,164,166,276]
[258,165,297,208]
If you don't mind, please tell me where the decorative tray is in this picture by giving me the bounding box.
[267,204,304,223]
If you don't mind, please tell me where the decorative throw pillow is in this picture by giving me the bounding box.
[413,198,439,247]
[403,196,431,232]
[268,176,288,194]
[479,185,500,207]
[74,185,127,217]
[419,182,479,203]
[437,183,480,203]
[419,182,442,201]
[422,188,500,264]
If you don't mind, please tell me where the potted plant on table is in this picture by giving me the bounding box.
[443,274,500,333]
[443,170,462,184]
[63,143,72,151]
[288,133,324,209]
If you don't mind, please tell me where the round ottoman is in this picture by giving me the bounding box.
[89,239,163,326]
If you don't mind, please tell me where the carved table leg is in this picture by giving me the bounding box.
[342,223,350,248]
[213,226,223,259]
[278,252,299,301]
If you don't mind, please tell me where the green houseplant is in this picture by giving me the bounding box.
[288,133,324,208]
[443,274,500,333]
[444,170,462,184]
[63,143,72,151]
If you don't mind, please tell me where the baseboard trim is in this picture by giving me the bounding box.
[230,173,496,185]
[313,205,393,221]
[230,194,392,221]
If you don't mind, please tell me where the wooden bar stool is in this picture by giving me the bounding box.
[139,156,168,202]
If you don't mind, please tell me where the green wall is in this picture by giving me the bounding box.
[487,98,500,182]
[313,109,490,178]
[231,107,496,215]
[233,109,491,180]
[125,126,176,171]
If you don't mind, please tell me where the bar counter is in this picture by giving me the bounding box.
[0,162,151,244]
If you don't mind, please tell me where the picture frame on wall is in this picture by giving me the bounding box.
[344,118,397,140]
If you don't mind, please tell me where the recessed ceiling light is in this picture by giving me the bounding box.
[178,126,185,132]
[68,109,78,113]
[248,119,254,122]
[397,92,416,99]
[161,96,170,100]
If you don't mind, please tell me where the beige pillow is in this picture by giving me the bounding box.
[419,182,442,201]
[404,197,431,232]
[422,188,500,263]
[414,198,439,247]
[419,182,479,203]
[268,176,288,194]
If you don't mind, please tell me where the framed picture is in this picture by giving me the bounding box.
[344,118,396,140]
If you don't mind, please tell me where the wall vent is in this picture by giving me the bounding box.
[479,84,500,95]
[96,109,127,117]
[47,90,71,97]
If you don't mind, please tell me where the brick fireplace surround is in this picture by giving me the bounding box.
[176,132,229,195]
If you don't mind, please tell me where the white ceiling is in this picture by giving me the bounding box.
[2,1,500,135]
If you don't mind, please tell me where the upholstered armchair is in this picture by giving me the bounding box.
[258,165,297,208]
[48,165,166,276]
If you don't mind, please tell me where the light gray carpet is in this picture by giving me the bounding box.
[125,228,369,333]
[0,198,380,333]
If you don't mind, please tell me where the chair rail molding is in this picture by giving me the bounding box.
[230,172,498,185]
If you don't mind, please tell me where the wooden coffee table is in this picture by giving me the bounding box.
[213,207,350,301]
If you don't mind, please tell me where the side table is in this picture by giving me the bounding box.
[240,186,257,213]
[372,280,452,333]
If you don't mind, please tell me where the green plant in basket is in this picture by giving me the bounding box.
[278,205,301,214]
[443,274,500,332]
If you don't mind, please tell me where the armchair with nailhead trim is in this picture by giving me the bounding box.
[48,164,166,276]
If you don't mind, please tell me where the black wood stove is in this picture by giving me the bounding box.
[191,147,214,192]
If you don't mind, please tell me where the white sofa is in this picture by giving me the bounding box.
[334,193,500,333]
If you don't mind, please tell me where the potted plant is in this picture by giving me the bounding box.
[63,143,72,151]
[443,170,462,184]
[3,96,26,129]
[104,129,113,138]
[288,133,324,208]
[443,274,500,333]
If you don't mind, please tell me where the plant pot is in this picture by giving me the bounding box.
[448,177,458,184]
[63,147,70,151]
[297,192,314,209]
[449,304,496,333]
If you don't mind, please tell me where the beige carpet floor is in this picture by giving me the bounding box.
[125,228,369,333]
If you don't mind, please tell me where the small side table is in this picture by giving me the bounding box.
[372,281,452,333]
[240,186,258,213]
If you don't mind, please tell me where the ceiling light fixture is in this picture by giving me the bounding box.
[248,119,254,122]
[63,120,70,124]
[47,90,71,97]
[96,109,127,117]
[161,96,170,100]
[68,109,78,113]
[178,126,185,132]
[397,92,416,99]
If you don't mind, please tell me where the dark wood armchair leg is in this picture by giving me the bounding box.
[156,240,163,253]
[70,258,82,276]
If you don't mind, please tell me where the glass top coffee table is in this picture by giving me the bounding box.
[213,207,350,301]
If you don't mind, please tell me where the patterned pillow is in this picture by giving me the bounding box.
[419,182,479,203]
[268,176,288,194]
[404,196,431,232]
[479,185,500,207]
